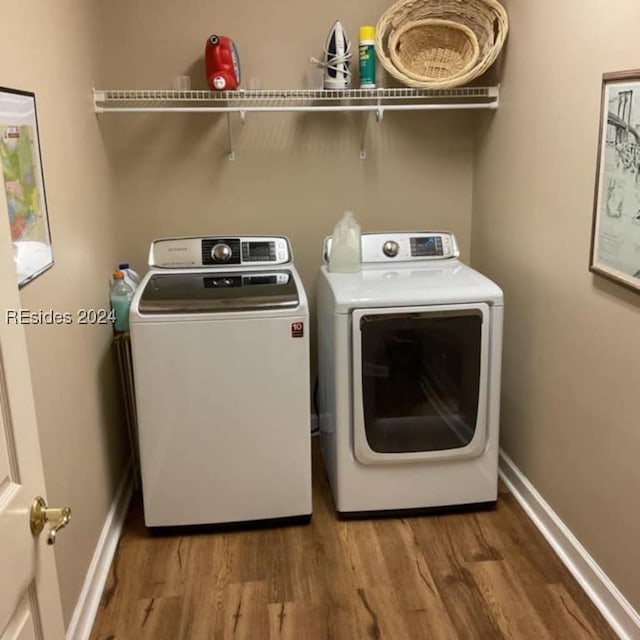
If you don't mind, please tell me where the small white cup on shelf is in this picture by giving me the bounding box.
[172,75,191,91]
[306,67,324,91]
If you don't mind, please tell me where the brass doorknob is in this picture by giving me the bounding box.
[30,496,72,545]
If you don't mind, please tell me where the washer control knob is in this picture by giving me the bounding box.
[383,240,399,258]
[212,243,232,262]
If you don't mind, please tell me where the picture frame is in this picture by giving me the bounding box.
[0,86,53,288]
[590,70,640,293]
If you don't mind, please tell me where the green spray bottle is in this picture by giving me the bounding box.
[359,26,376,89]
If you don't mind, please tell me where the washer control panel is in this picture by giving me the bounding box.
[149,236,291,268]
[324,232,459,264]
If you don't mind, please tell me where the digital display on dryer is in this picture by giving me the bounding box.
[411,236,443,257]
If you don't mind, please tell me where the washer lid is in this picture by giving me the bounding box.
[138,270,299,314]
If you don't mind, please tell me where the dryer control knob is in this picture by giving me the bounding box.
[212,243,232,262]
[383,241,399,258]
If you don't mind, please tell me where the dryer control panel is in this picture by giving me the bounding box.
[149,236,292,269]
[324,231,459,264]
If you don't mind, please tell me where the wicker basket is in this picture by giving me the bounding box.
[388,19,479,84]
[375,0,508,89]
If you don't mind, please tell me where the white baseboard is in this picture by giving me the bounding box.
[66,465,134,640]
[499,450,640,640]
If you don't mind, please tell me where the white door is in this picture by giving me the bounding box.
[0,198,65,637]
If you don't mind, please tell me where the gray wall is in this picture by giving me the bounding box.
[472,0,640,611]
[5,0,639,627]
[97,0,479,295]
[1,0,129,625]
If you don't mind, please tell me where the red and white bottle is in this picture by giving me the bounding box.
[205,34,241,91]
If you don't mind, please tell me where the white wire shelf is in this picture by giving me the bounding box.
[93,86,499,113]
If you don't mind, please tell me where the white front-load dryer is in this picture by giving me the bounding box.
[130,235,312,528]
[317,231,503,516]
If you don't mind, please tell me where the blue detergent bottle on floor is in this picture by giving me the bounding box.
[110,271,133,332]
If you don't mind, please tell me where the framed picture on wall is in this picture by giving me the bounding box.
[590,70,640,292]
[0,86,53,288]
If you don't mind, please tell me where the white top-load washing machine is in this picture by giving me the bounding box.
[130,235,311,528]
[317,232,503,516]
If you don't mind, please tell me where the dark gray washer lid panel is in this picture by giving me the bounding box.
[138,270,299,314]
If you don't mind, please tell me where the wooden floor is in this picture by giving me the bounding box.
[90,442,617,640]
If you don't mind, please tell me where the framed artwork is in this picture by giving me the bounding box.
[590,70,640,292]
[0,86,53,288]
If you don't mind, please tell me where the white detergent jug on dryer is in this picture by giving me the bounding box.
[328,211,361,273]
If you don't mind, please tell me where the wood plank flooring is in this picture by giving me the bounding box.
[90,441,618,639]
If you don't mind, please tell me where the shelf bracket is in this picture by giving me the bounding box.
[226,112,235,160]
[376,89,385,123]
[360,104,384,159]
[360,112,370,160]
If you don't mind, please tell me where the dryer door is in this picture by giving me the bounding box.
[352,303,490,464]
